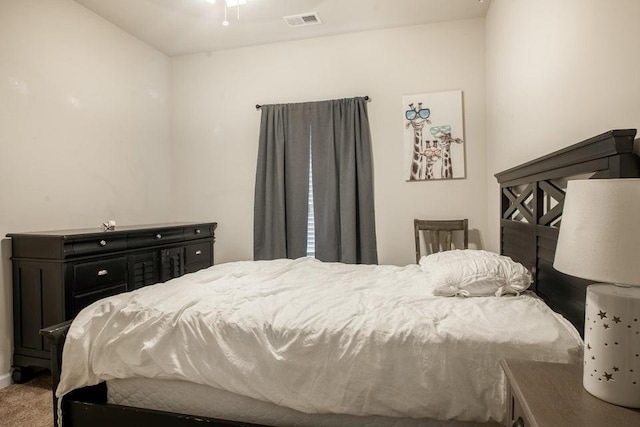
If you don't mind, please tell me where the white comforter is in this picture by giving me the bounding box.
[57,258,582,423]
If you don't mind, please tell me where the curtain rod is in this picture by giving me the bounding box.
[255,96,370,110]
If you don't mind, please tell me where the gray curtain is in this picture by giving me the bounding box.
[254,104,310,260]
[254,97,377,264]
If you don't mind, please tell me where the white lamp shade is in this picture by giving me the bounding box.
[554,179,640,286]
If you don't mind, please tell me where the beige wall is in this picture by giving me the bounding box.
[485,0,640,251]
[171,18,487,266]
[0,0,172,383]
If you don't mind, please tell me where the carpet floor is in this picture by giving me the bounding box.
[0,373,53,427]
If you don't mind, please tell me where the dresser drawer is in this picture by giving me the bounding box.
[184,225,213,240]
[72,234,127,256]
[185,242,211,265]
[73,283,127,315]
[128,228,184,249]
[186,261,210,274]
[73,257,127,292]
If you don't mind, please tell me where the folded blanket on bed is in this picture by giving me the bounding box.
[57,257,582,424]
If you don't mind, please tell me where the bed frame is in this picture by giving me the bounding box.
[495,129,639,336]
[41,129,640,426]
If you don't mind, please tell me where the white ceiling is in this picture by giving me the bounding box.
[72,0,491,57]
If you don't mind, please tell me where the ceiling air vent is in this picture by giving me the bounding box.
[283,12,322,28]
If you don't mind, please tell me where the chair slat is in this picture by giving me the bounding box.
[443,231,452,250]
[430,231,440,254]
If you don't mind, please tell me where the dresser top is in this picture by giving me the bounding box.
[502,359,640,427]
[7,222,217,239]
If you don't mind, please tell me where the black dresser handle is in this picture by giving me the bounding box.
[99,240,107,247]
[512,417,525,427]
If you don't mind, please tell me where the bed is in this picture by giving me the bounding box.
[41,129,640,427]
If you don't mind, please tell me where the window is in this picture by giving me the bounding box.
[254,98,376,263]
[306,135,315,257]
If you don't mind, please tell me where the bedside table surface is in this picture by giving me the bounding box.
[501,359,640,427]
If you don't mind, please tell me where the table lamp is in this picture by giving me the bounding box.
[554,178,640,408]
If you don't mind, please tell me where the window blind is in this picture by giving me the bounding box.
[306,136,315,257]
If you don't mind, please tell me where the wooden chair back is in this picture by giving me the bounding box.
[414,219,468,263]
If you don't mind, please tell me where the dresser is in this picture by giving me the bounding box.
[501,359,640,426]
[8,222,217,382]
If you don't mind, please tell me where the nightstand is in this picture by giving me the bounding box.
[501,359,640,427]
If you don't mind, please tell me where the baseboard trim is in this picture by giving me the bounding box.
[0,372,12,389]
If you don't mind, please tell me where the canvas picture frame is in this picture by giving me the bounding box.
[402,90,465,181]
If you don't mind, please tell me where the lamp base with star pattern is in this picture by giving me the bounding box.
[583,283,640,408]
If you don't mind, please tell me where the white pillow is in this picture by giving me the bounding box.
[419,250,532,297]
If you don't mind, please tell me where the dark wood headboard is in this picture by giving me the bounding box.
[495,129,640,336]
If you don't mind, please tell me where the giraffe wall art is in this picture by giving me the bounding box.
[402,90,465,181]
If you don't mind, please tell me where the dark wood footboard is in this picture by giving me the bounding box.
[41,320,72,426]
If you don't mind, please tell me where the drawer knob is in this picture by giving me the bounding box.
[195,250,202,255]
[512,417,525,427]
[97,269,108,276]
[156,234,162,239]
[195,229,201,234]
[99,240,107,247]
